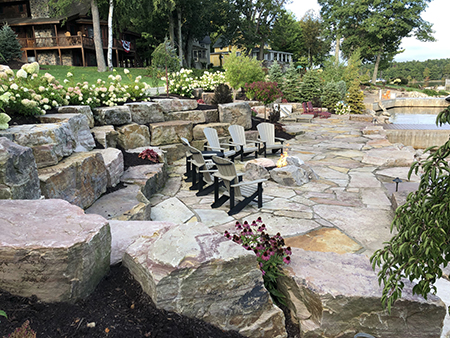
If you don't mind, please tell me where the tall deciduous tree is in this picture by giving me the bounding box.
[320,0,435,83]
[299,10,328,69]
[270,10,303,59]
[231,0,289,59]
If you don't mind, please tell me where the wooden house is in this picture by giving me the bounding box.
[0,0,139,67]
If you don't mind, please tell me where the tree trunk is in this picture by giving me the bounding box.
[335,35,340,66]
[168,14,175,47]
[258,39,265,60]
[177,9,183,67]
[186,36,194,68]
[372,48,383,84]
[91,0,107,72]
[107,0,114,71]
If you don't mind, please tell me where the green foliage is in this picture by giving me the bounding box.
[150,39,181,92]
[371,105,450,312]
[300,70,323,106]
[0,309,6,318]
[422,89,440,97]
[212,83,233,104]
[0,24,23,63]
[0,112,11,130]
[223,49,265,96]
[299,10,329,68]
[281,63,301,102]
[335,80,347,100]
[164,69,226,97]
[224,218,292,305]
[270,11,303,60]
[345,78,365,114]
[268,60,283,84]
[321,82,341,113]
[245,81,283,105]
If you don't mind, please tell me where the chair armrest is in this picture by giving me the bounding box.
[199,169,217,173]
[205,145,227,151]
[231,179,267,187]
[275,137,286,142]
[213,172,235,181]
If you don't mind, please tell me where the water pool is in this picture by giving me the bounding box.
[388,107,447,124]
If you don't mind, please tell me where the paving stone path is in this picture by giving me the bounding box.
[149,116,423,258]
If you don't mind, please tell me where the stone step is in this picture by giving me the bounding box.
[152,98,197,113]
[121,163,167,200]
[93,106,132,126]
[165,109,219,124]
[149,120,193,146]
[192,122,230,140]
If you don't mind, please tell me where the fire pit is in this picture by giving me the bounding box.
[244,148,317,186]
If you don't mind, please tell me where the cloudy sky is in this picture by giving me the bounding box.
[285,0,449,62]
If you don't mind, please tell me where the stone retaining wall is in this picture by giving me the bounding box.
[373,97,450,112]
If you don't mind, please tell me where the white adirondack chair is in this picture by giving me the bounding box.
[257,122,285,157]
[228,125,261,161]
[203,127,237,161]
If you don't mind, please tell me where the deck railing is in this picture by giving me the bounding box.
[17,36,135,51]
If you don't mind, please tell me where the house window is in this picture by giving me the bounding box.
[236,52,241,56]
[19,4,24,12]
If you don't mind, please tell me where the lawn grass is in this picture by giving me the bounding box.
[34,65,164,87]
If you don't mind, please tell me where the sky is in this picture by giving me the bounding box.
[285,0,450,62]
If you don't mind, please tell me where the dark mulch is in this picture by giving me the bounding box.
[0,265,299,338]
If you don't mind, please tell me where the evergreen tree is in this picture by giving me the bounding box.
[299,69,323,105]
[335,80,347,100]
[281,63,301,102]
[345,78,365,114]
[321,81,341,113]
[268,60,283,84]
[0,24,23,63]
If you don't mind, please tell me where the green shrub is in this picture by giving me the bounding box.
[439,90,449,96]
[212,83,233,104]
[345,78,365,114]
[300,69,323,106]
[422,89,440,97]
[245,81,283,105]
[336,80,347,100]
[268,60,283,84]
[281,63,301,102]
[223,48,265,98]
[0,24,23,63]
[321,82,341,113]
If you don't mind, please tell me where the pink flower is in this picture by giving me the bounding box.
[261,251,270,261]
[285,247,292,255]
[283,256,291,264]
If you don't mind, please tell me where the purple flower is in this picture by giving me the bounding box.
[285,247,292,255]
[283,256,291,264]
[261,251,270,261]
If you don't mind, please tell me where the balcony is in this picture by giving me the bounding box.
[18,36,135,52]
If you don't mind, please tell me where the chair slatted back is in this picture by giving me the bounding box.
[188,145,213,184]
[257,123,275,146]
[212,155,242,198]
[228,125,246,147]
[203,128,222,152]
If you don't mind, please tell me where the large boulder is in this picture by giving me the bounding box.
[38,151,108,209]
[0,114,95,168]
[0,138,41,199]
[93,106,132,126]
[125,102,165,124]
[92,148,124,188]
[91,125,119,149]
[0,199,110,302]
[121,163,167,200]
[165,109,219,124]
[58,105,95,128]
[149,121,193,146]
[219,102,252,129]
[116,123,151,150]
[152,98,197,113]
[192,122,230,140]
[279,248,446,338]
[123,222,287,338]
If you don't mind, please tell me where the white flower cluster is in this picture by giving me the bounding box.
[334,101,351,115]
[163,68,225,97]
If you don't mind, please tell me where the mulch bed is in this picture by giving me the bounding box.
[0,264,299,338]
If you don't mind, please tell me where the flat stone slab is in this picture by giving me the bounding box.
[362,148,415,167]
[58,105,95,128]
[150,197,194,223]
[313,204,393,255]
[280,248,446,338]
[121,163,167,200]
[125,102,165,124]
[152,98,198,113]
[93,105,132,126]
[123,222,286,337]
[284,228,362,254]
[194,209,235,227]
[0,199,110,302]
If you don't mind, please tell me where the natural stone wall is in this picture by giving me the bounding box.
[0,138,41,199]
[37,51,58,66]
[30,0,50,18]
[149,121,193,146]
[121,163,167,200]
[93,106,132,126]
[123,222,287,338]
[116,123,150,150]
[125,102,165,124]
[0,199,110,302]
